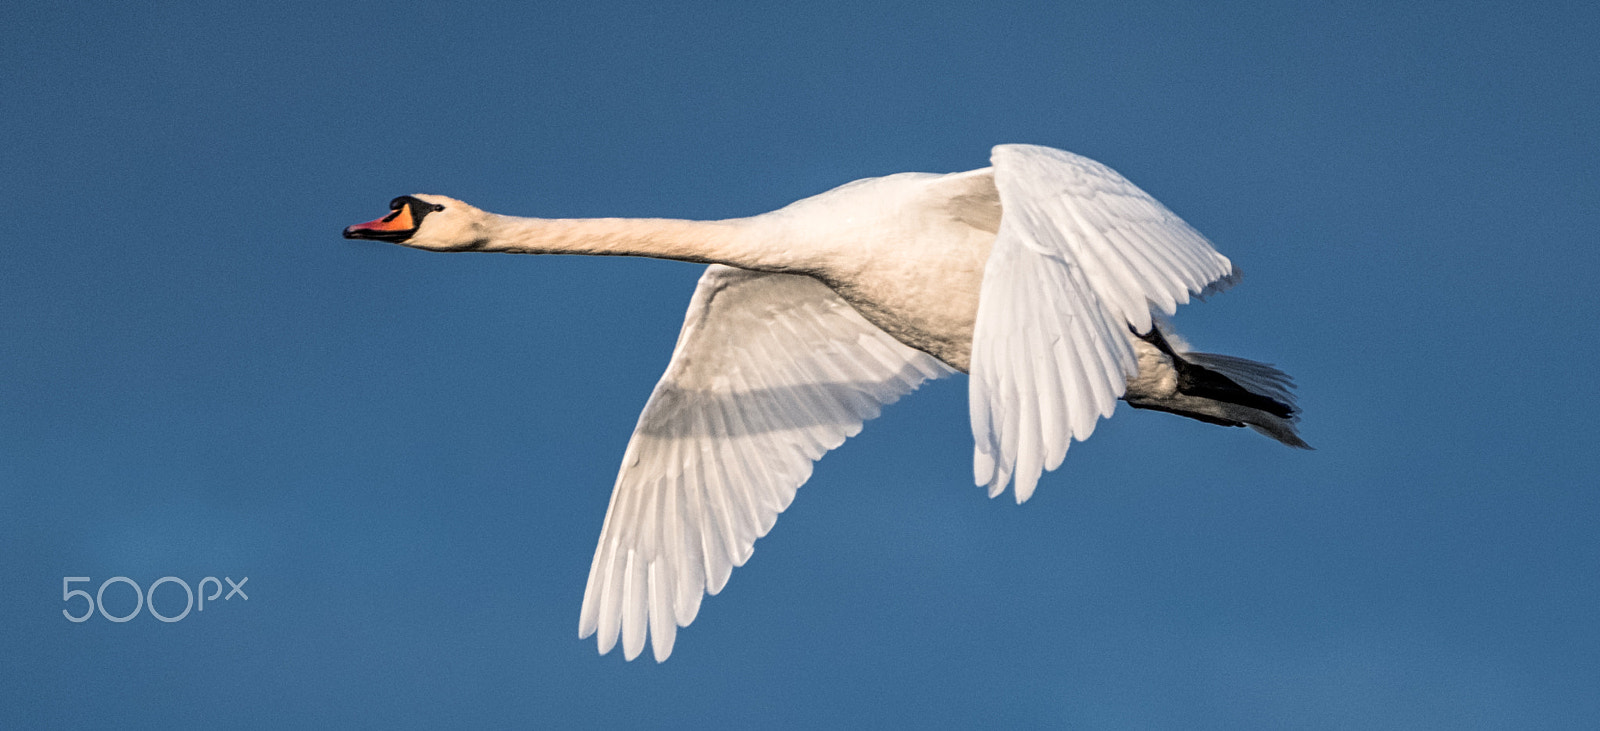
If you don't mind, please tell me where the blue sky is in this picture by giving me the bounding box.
[3,1,1598,727]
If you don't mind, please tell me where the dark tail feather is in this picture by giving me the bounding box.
[1176,352,1310,449]
[1127,327,1310,449]
[1182,352,1299,412]
[1170,354,1295,419]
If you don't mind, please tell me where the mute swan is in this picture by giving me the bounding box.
[344,144,1306,662]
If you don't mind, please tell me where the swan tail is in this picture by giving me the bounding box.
[1125,328,1311,450]
[1176,351,1310,449]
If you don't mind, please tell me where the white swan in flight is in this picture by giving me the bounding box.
[344,144,1307,662]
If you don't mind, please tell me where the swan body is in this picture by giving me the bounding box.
[344,144,1306,662]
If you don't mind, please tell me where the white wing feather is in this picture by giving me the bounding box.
[970,145,1239,502]
[579,265,950,661]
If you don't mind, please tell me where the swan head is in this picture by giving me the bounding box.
[343,194,490,251]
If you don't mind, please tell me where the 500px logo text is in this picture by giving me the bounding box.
[62,576,249,623]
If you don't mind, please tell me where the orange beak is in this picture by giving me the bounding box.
[343,202,417,240]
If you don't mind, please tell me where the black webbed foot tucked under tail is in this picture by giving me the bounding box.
[1126,326,1311,449]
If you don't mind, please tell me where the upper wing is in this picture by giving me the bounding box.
[969,144,1239,502]
[579,265,951,661]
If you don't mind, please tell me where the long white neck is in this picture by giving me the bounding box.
[471,214,801,273]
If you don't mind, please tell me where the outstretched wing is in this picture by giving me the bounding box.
[579,265,951,661]
[969,144,1239,502]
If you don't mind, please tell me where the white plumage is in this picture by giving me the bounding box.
[578,268,950,661]
[970,146,1236,501]
[344,144,1302,662]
